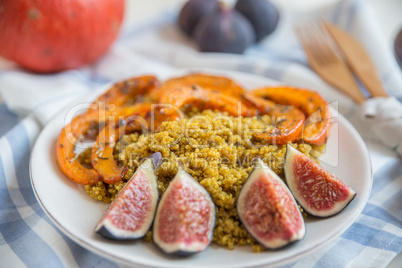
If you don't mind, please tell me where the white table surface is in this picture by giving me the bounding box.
[122,0,402,267]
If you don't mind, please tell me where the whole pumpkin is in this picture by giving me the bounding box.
[0,0,125,73]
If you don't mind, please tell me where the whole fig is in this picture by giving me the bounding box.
[178,0,220,36]
[193,5,255,54]
[395,28,402,62]
[235,0,279,41]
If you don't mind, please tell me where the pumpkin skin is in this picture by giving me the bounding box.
[0,0,125,73]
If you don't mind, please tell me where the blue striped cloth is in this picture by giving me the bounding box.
[0,0,401,267]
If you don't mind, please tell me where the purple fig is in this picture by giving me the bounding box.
[235,0,279,41]
[284,144,356,217]
[395,28,402,63]
[153,162,215,255]
[95,152,162,240]
[237,158,305,249]
[193,5,255,54]
[178,0,220,36]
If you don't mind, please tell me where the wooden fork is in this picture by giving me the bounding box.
[296,23,366,104]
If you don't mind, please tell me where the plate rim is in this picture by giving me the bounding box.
[29,68,373,268]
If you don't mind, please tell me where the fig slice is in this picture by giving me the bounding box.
[284,144,356,217]
[153,162,216,255]
[95,152,163,240]
[237,158,306,249]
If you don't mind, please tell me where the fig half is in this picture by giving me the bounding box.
[284,144,356,217]
[153,162,216,255]
[237,158,305,249]
[95,152,162,240]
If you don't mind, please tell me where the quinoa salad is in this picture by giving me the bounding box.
[56,73,334,252]
[84,109,320,251]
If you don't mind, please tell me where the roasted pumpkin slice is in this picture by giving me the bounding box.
[242,92,305,145]
[91,122,129,184]
[149,73,246,101]
[159,85,255,117]
[56,76,158,185]
[251,86,331,145]
[91,103,179,184]
[91,104,152,184]
[56,114,102,185]
[91,75,159,110]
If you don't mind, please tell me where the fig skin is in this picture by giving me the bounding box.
[235,0,280,41]
[284,144,356,218]
[153,162,216,255]
[95,152,162,240]
[178,0,220,36]
[193,6,256,54]
[237,158,306,249]
[395,29,402,63]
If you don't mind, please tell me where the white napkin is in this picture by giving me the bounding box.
[0,50,178,125]
[362,97,402,156]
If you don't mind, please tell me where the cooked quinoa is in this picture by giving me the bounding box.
[84,109,319,251]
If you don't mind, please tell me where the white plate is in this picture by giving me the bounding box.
[30,69,372,268]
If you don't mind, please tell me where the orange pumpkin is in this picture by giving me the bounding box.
[0,0,124,73]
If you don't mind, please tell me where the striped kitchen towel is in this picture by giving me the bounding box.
[0,0,401,267]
